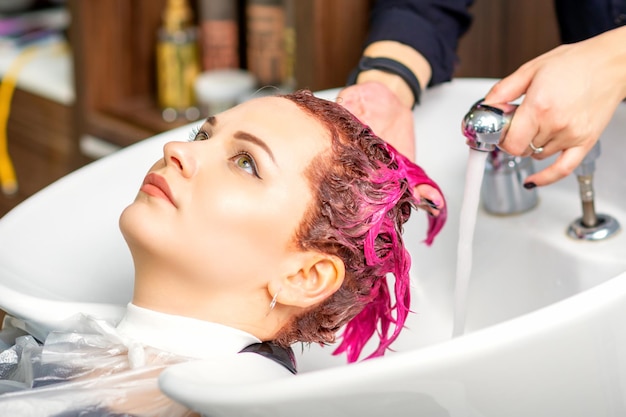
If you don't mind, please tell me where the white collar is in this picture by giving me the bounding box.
[115,303,261,359]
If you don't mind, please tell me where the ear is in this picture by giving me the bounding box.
[270,253,345,309]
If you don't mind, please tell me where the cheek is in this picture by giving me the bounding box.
[188,186,310,264]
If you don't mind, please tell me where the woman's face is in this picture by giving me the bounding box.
[120,96,330,309]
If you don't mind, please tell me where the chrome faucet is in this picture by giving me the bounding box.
[461,100,538,215]
[567,142,621,240]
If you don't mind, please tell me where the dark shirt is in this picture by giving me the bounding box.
[555,0,626,42]
[364,0,626,87]
[364,0,474,86]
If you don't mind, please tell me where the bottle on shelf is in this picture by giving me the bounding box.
[197,0,240,71]
[246,0,289,89]
[282,0,296,91]
[156,0,201,122]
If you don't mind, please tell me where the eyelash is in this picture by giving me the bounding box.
[188,127,261,179]
[189,126,210,142]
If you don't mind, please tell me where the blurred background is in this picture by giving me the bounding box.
[0,0,560,217]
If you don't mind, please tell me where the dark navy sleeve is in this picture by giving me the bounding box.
[364,0,474,86]
[554,0,626,43]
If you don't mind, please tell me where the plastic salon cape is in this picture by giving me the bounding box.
[0,303,283,416]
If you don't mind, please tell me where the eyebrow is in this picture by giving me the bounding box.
[233,131,276,165]
[205,116,277,166]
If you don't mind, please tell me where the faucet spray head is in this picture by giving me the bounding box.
[462,100,518,151]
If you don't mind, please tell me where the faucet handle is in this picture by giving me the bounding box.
[462,99,518,151]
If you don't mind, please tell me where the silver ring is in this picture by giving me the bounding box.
[529,140,544,154]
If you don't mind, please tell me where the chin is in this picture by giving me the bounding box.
[119,202,158,251]
[119,203,140,249]
[119,202,183,260]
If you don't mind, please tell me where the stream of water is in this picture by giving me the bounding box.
[452,149,488,337]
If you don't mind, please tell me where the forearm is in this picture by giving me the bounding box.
[362,0,473,87]
[604,26,626,99]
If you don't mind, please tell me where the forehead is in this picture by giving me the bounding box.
[218,96,331,163]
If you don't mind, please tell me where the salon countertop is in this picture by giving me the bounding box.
[0,34,74,105]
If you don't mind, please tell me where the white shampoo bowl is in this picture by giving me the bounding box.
[0,79,625,416]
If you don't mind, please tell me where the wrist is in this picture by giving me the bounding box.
[598,26,626,100]
[347,56,422,108]
[347,41,432,109]
[614,27,626,99]
[355,69,415,109]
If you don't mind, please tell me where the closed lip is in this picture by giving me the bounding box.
[141,173,176,206]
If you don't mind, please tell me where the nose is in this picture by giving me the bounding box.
[163,141,197,178]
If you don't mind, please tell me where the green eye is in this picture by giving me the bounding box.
[237,155,252,169]
[233,152,260,178]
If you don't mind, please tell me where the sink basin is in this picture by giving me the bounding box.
[1,79,625,416]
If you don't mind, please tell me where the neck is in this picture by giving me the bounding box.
[116,303,261,358]
[131,265,288,342]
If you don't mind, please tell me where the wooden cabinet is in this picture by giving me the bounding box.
[69,0,181,147]
[0,89,80,217]
[68,0,373,148]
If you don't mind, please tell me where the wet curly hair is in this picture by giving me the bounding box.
[272,90,445,362]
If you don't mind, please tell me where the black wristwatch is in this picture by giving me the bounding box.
[347,56,422,108]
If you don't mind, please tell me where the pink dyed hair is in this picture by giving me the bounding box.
[274,90,446,362]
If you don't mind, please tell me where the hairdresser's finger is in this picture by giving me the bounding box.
[414,184,444,217]
[484,61,536,105]
[415,184,444,207]
[523,147,587,187]
[498,100,542,156]
[336,88,360,113]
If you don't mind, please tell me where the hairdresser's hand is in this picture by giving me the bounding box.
[337,81,416,162]
[484,26,626,188]
[337,82,444,216]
